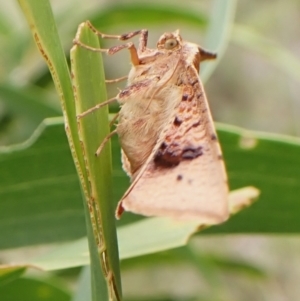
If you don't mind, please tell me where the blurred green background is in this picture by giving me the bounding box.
[0,0,300,300]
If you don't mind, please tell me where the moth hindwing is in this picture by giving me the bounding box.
[75,24,229,224]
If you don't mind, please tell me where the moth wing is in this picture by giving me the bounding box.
[117,78,229,224]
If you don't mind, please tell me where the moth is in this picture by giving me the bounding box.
[75,23,229,225]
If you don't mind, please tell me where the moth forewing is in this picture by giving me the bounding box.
[117,83,229,224]
[116,34,229,224]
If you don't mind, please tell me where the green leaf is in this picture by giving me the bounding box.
[0,186,256,273]
[205,124,300,234]
[17,0,85,230]
[17,2,121,300]
[17,0,76,135]
[0,83,61,145]
[1,118,300,251]
[2,110,300,275]
[17,0,85,207]
[0,277,70,301]
[19,0,121,300]
[71,22,121,301]
[0,117,85,249]
[0,266,27,287]
[0,84,60,120]
[1,117,300,253]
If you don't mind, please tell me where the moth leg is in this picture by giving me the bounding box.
[85,21,148,52]
[109,112,119,127]
[105,75,128,84]
[108,27,149,61]
[95,129,117,156]
[77,73,155,118]
[120,29,148,52]
[107,42,140,65]
[93,113,119,157]
[74,22,148,65]
[74,37,140,65]
[77,96,117,118]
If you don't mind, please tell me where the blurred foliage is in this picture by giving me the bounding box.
[0,0,300,301]
[0,276,71,301]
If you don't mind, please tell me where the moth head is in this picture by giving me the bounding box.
[157,30,182,51]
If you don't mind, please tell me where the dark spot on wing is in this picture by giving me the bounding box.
[173,116,182,126]
[177,174,183,181]
[211,134,218,141]
[192,120,201,128]
[160,142,167,150]
[182,93,189,101]
[182,146,203,159]
[191,79,198,86]
[154,142,203,168]
[154,142,180,168]
[217,154,223,160]
[154,153,180,168]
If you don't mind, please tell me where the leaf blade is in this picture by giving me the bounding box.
[71,22,122,300]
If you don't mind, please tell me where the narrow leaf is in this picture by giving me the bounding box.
[71,22,122,300]
[201,0,237,81]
